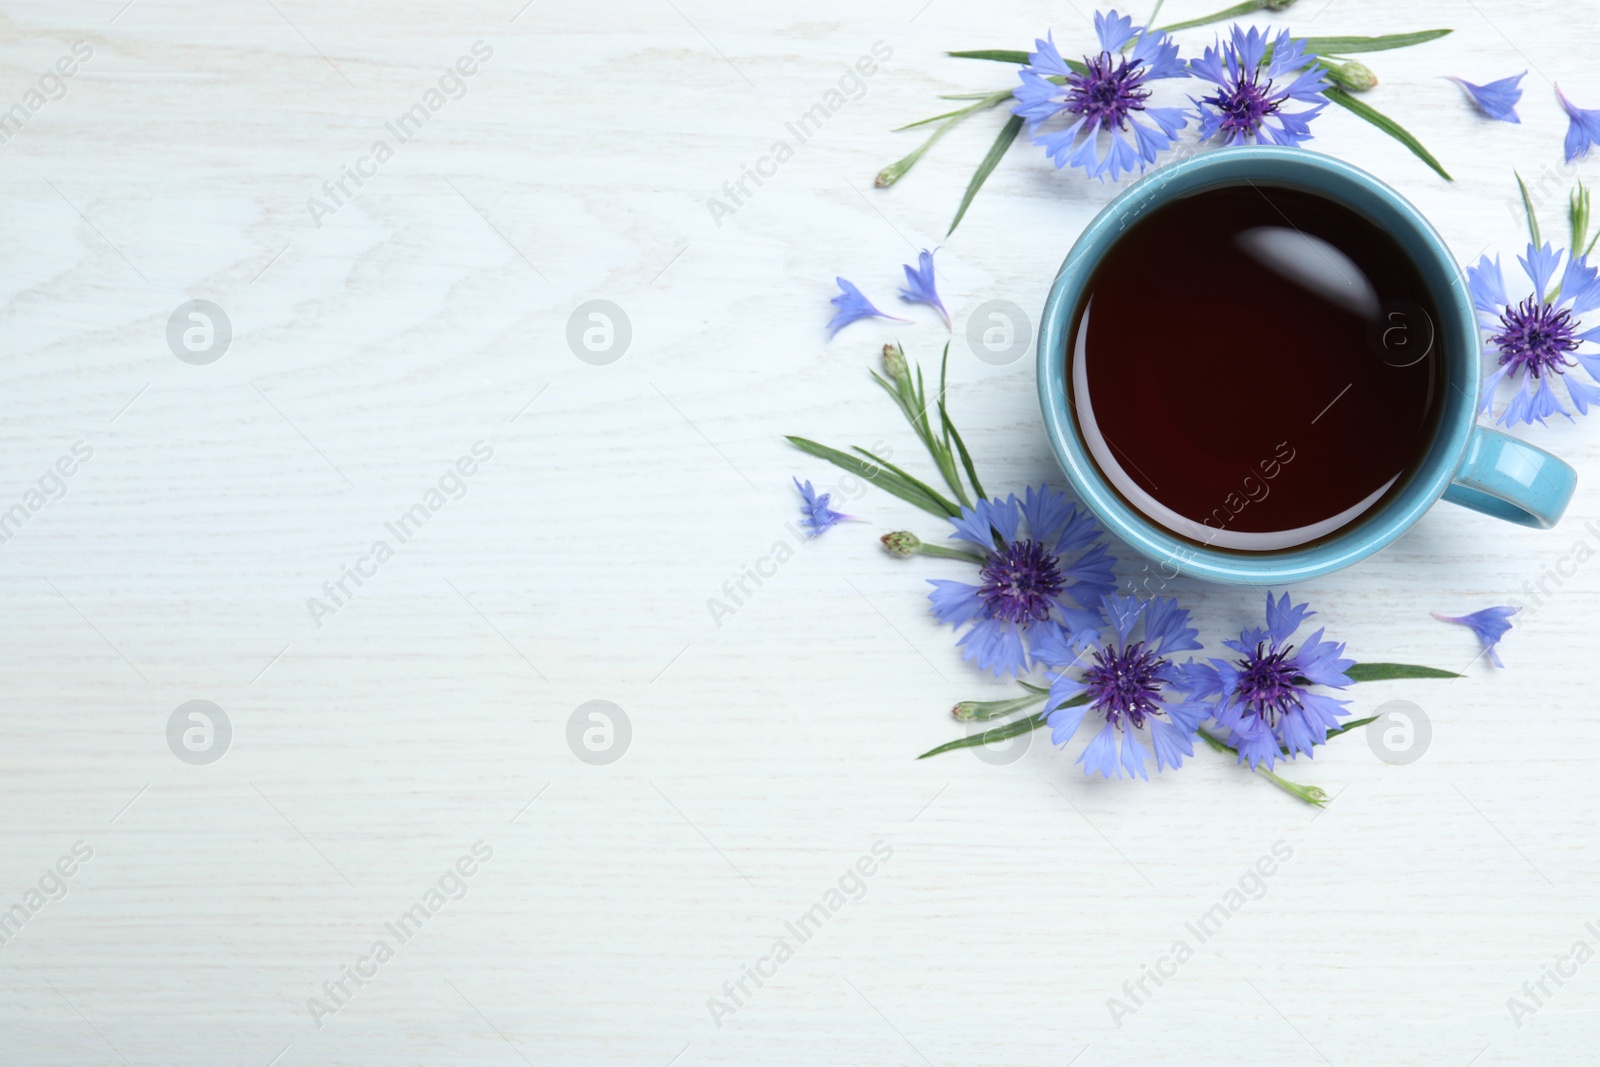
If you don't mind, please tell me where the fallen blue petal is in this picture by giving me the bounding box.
[897,248,951,329]
[827,277,910,337]
[1558,85,1600,162]
[1447,71,1524,123]
[794,477,857,536]
[1431,606,1518,668]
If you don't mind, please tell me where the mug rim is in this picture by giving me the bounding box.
[1036,146,1479,585]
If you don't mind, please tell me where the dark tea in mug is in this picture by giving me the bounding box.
[1067,182,1443,551]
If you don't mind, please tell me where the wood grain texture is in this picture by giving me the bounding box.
[1,0,1597,1063]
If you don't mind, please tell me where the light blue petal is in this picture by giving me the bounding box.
[1448,72,1525,123]
[1119,731,1151,781]
[1518,242,1563,299]
[1566,374,1600,416]
[828,277,910,337]
[1265,591,1312,645]
[1468,255,1508,314]
[927,579,986,625]
[1100,594,1143,646]
[1144,596,1201,656]
[1094,9,1138,54]
[1020,484,1073,544]
[1559,85,1600,162]
[1231,723,1280,771]
[1149,718,1195,772]
[1432,606,1518,667]
[897,248,949,329]
[1077,722,1122,779]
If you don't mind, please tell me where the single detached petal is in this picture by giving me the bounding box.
[793,477,856,535]
[1558,85,1600,162]
[1432,606,1518,668]
[897,248,951,329]
[827,277,910,337]
[1447,72,1525,123]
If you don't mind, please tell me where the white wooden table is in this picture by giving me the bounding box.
[2,0,1597,1063]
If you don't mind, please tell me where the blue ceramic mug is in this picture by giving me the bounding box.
[1037,147,1578,585]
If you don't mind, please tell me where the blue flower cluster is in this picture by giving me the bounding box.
[1011,12,1330,181]
[916,484,1374,779]
[1010,10,1600,181]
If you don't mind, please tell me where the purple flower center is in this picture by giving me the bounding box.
[1234,642,1306,726]
[978,539,1063,624]
[1491,295,1579,378]
[1065,51,1150,132]
[1082,641,1167,730]
[1203,66,1283,138]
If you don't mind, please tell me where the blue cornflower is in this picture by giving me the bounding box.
[926,485,1117,678]
[1558,85,1600,162]
[1447,72,1524,123]
[1432,606,1518,668]
[1011,11,1189,181]
[1180,593,1354,771]
[1469,243,1600,426]
[898,249,950,330]
[828,277,910,337]
[794,477,858,536]
[1037,595,1207,780]
[1189,27,1329,147]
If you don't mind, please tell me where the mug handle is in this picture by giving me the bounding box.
[1441,425,1577,529]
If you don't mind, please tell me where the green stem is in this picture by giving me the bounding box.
[1198,730,1329,806]
[953,690,1049,721]
[1153,0,1268,35]
[879,92,1011,188]
[914,541,987,564]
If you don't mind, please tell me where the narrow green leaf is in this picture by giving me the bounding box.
[848,446,962,517]
[1570,179,1590,255]
[917,693,1085,759]
[1324,87,1452,181]
[1346,662,1462,682]
[954,690,1048,721]
[893,94,1001,132]
[785,436,955,517]
[1198,731,1328,806]
[945,48,1077,70]
[949,113,1024,235]
[916,710,1049,759]
[1324,714,1379,740]
[1300,30,1451,55]
[1516,171,1542,248]
[937,342,952,452]
[1155,0,1266,35]
[942,403,987,502]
